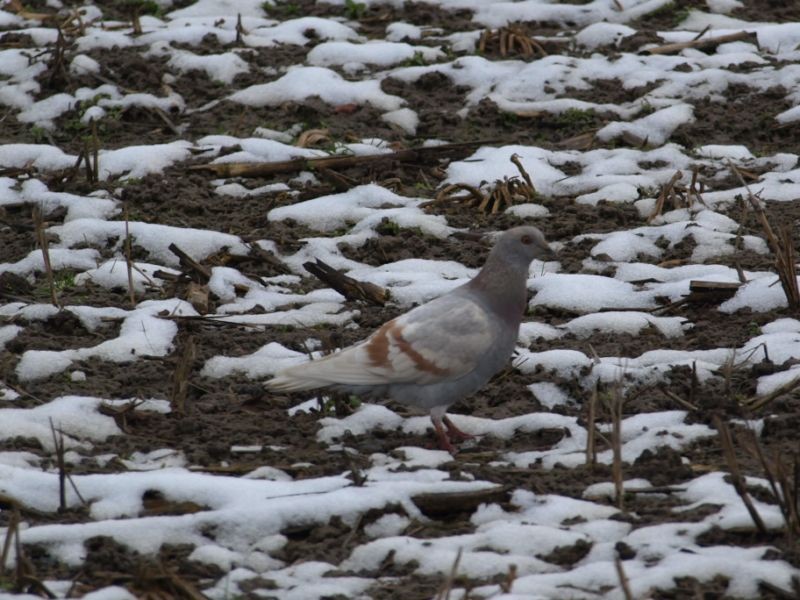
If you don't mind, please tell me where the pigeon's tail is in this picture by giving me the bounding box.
[266,342,389,392]
[265,365,329,392]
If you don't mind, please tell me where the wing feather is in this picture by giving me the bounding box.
[266,294,494,390]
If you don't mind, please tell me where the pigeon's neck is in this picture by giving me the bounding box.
[467,251,529,326]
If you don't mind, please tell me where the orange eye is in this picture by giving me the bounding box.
[521,235,533,244]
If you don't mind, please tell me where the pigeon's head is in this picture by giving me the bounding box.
[494,226,555,266]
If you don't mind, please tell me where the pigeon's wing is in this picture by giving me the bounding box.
[267,294,495,390]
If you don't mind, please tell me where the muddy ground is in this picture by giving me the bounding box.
[2,0,800,598]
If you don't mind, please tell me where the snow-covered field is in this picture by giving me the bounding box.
[2,0,800,597]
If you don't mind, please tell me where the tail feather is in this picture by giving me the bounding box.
[265,362,330,392]
[267,342,397,391]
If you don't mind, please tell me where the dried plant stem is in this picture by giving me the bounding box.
[235,13,245,44]
[499,564,518,594]
[776,225,800,309]
[510,153,536,194]
[609,386,625,510]
[0,507,20,576]
[688,166,708,209]
[729,161,799,310]
[436,548,463,600]
[13,510,24,592]
[479,26,548,58]
[646,30,757,55]
[714,416,767,534]
[189,139,495,178]
[49,419,67,512]
[647,170,682,223]
[776,453,800,536]
[586,382,598,467]
[168,243,212,281]
[131,10,141,34]
[661,387,698,412]
[742,428,800,537]
[124,202,136,307]
[303,259,388,306]
[32,206,59,307]
[66,472,87,507]
[0,500,55,597]
[91,118,99,180]
[744,374,800,411]
[615,556,634,600]
[170,334,196,415]
[47,419,87,511]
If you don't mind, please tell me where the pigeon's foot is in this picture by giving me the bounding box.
[443,415,474,442]
[431,416,458,455]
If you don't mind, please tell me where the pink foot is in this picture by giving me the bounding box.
[443,415,474,442]
[432,417,458,455]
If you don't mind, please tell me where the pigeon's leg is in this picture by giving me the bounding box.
[443,414,474,442]
[430,409,457,454]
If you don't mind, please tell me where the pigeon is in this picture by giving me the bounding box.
[267,226,555,453]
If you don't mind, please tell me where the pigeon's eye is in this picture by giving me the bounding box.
[521,235,533,245]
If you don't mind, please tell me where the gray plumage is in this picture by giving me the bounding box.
[267,226,555,452]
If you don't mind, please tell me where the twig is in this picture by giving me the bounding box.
[151,106,181,136]
[431,183,484,206]
[152,269,189,283]
[759,579,800,599]
[90,117,99,179]
[188,140,498,178]
[168,243,212,281]
[625,485,686,494]
[586,382,598,467]
[303,259,388,306]
[648,170,682,223]
[499,564,517,594]
[660,387,699,411]
[607,384,625,510]
[124,203,136,307]
[684,280,741,305]
[510,153,535,193]
[714,416,768,535]
[186,281,210,314]
[170,334,196,415]
[131,9,142,34]
[436,548,463,600]
[341,514,363,550]
[154,314,266,329]
[235,13,245,44]
[691,25,711,42]
[688,165,708,208]
[743,373,800,411]
[45,27,68,89]
[4,0,53,20]
[32,206,59,308]
[741,428,799,536]
[728,160,799,310]
[412,486,511,517]
[66,472,87,507]
[646,31,758,55]
[49,419,67,512]
[615,556,634,600]
[248,243,290,275]
[0,507,19,576]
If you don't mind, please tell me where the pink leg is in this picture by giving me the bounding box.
[443,415,474,442]
[431,415,457,455]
